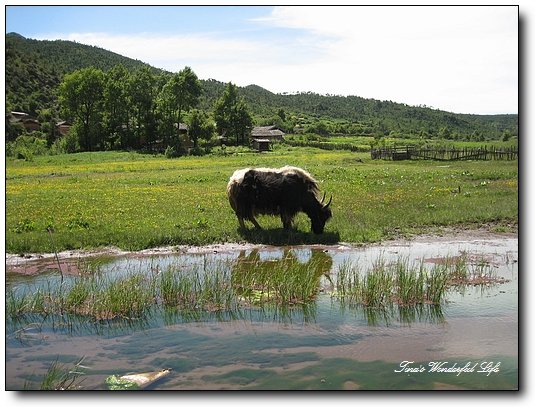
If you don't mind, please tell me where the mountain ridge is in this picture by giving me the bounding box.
[5,33,517,139]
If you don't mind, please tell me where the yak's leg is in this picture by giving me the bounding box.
[281,212,293,229]
[249,216,262,229]
[238,217,246,229]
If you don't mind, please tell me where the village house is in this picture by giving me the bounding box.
[250,125,285,151]
[9,111,41,133]
[55,120,72,136]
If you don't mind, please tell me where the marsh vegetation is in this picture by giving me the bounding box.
[6,249,508,326]
[6,237,518,390]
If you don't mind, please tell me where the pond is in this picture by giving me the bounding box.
[5,233,518,390]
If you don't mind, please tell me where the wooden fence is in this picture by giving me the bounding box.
[371,146,518,161]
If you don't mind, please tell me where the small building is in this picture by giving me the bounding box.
[251,125,285,142]
[10,111,30,121]
[56,121,72,136]
[252,138,272,152]
[21,119,41,132]
[9,111,41,133]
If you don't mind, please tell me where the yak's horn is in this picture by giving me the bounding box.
[325,195,332,208]
[320,192,326,203]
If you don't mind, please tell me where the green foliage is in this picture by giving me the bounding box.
[58,67,105,151]
[214,82,253,145]
[335,256,473,307]
[6,32,518,154]
[36,358,87,390]
[6,134,49,160]
[102,64,131,149]
[50,128,80,154]
[187,109,215,148]
[164,145,178,159]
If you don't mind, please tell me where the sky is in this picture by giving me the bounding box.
[4,4,519,115]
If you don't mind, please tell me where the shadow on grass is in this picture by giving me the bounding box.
[238,227,340,246]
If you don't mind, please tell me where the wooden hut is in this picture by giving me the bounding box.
[251,125,285,142]
[252,138,271,152]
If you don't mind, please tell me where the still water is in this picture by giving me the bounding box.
[5,235,518,390]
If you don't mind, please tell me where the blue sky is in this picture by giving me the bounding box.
[5,4,519,115]
[6,6,274,37]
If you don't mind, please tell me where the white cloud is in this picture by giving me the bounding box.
[256,6,518,114]
[36,5,518,114]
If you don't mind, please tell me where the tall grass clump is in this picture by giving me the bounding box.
[232,255,326,306]
[425,264,450,304]
[394,258,426,306]
[7,272,157,322]
[24,357,87,390]
[335,260,361,301]
[159,261,236,312]
[361,258,394,307]
[95,274,155,319]
[334,255,478,308]
[6,287,46,318]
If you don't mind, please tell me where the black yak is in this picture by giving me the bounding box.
[227,166,332,234]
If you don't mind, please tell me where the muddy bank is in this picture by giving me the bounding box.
[5,228,517,276]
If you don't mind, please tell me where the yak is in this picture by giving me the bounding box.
[227,166,332,234]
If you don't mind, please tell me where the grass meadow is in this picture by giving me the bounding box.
[5,147,518,253]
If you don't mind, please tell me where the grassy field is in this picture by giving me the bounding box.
[5,147,518,253]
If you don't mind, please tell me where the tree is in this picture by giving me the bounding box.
[438,126,452,140]
[170,66,202,124]
[103,65,131,149]
[157,67,202,149]
[58,67,105,151]
[128,67,158,149]
[214,82,253,145]
[187,109,214,149]
[37,108,55,146]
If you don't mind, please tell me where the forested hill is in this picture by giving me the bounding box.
[6,32,162,113]
[6,33,517,139]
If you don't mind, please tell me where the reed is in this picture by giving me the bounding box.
[27,357,87,390]
[160,261,236,312]
[233,255,324,306]
[395,258,426,306]
[6,250,508,328]
[361,261,393,307]
[6,287,46,317]
[95,274,155,319]
[425,264,450,304]
[334,254,498,308]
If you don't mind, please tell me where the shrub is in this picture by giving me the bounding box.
[50,131,80,154]
[6,134,49,160]
[164,145,177,158]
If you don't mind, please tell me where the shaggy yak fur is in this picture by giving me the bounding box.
[227,166,332,234]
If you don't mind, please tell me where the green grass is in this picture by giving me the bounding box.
[6,254,326,322]
[23,357,87,390]
[5,147,518,253]
[333,254,500,307]
[6,251,508,326]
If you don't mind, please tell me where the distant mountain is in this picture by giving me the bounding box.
[5,32,163,114]
[5,33,517,139]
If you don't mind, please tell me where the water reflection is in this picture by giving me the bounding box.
[5,238,518,390]
[232,248,332,292]
[334,301,445,326]
[6,242,517,341]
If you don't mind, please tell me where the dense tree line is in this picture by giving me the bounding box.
[6,32,518,150]
[54,66,252,153]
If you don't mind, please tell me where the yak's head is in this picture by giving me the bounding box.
[311,194,332,234]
